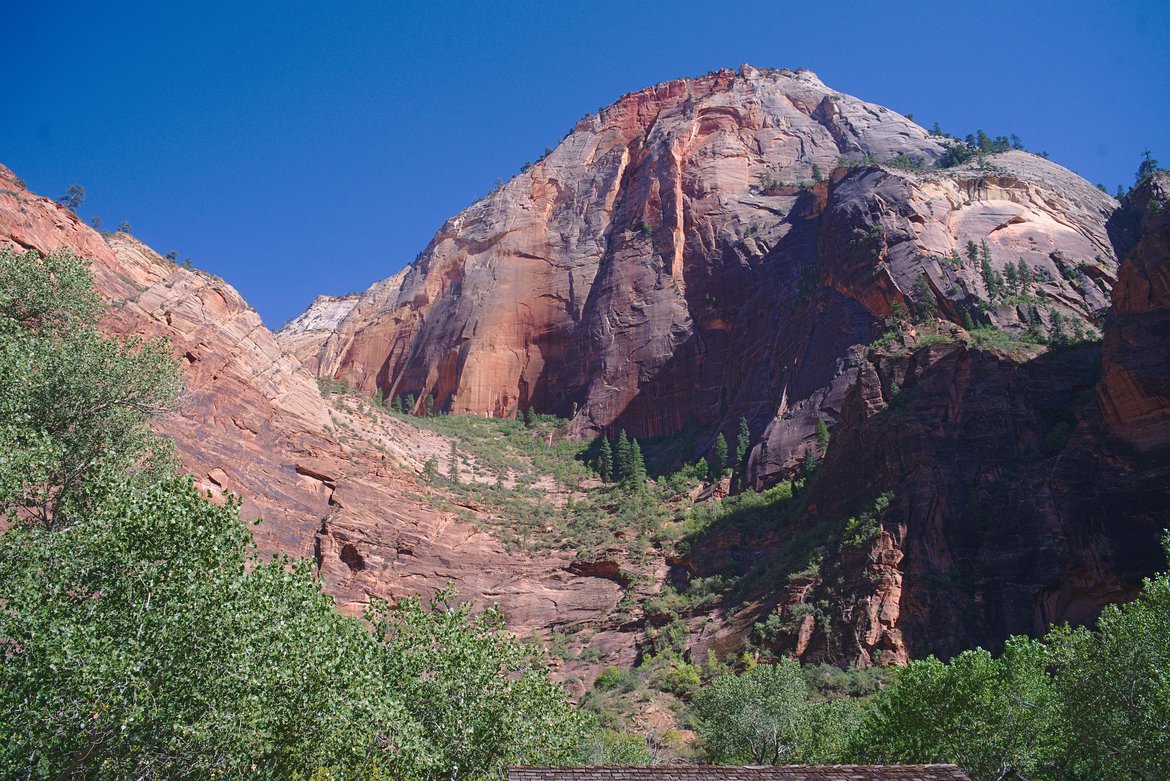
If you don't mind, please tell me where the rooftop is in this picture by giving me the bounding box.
[508,767,971,781]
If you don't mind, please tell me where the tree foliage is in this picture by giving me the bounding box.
[57,184,86,213]
[850,638,1062,781]
[0,474,424,780]
[370,589,591,781]
[1045,539,1170,780]
[0,247,181,528]
[695,659,862,765]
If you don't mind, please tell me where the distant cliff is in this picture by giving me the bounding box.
[282,65,1117,486]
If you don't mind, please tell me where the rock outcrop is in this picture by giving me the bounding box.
[688,175,1169,667]
[0,164,631,664]
[284,65,1117,485]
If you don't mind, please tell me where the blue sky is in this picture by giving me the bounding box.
[4,0,1168,328]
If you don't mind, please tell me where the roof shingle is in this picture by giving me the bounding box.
[507,766,971,781]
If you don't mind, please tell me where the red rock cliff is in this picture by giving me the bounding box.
[283,65,1117,483]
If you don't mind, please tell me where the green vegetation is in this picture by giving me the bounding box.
[0,249,590,780]
[695,659,861,765]
[936,130,1025,168]
[0,247,180,528]
[56,183,86,212]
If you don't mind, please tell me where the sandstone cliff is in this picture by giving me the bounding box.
[687,176,1169,667]
[0,164,632,667]
[284,65,1117,485]
[3,65,1165,678]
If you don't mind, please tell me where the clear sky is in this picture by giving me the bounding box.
[4,0,1167,328]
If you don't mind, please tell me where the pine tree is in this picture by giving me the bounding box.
[423,456,437,483]
[628,439,647,490]
[425,394,436,417]
[911,274,937,321]
[694,457,710,482]
[57,184,86,213]
[449,441,460,484]
[1018,257,1033,291]
[616,430,633,482]
[599,437,613,483]
[815,418,830,454]
[981,257,999,301]
[391,395,403,413]
[735,417,750,474]
[1004,261,1019,294]
[524,407,535,428]
[713,432,729,478]
[966,241,980,265]
[1049,308,1069,345]
[802,449,819,476]
[1136,149,1160,184]
[405,393,416,415]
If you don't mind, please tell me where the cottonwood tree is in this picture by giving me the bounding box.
[694,658,810,764]
[0,247,181,528]
[370,588,591,781]
[0,474,427,779]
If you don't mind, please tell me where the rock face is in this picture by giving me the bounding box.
[285,65,1117,484]
[0,164,629,658]
[686,176,1169,668]
[278,293,362,375]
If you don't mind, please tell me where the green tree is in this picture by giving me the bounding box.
[370,588,590,781]
[694,455,710,482]
[850,638,1064,781]
[616,430,633,482]
[405,393,416,414]
[425,393,436,417]
[391,394,403,413]
[1046,535,1170,780]
[713,432,729,478]
[730,413,748,488]
[811,163,824,183]
[911,273,937,321]
[57,184,86,213]
[1017,257,1033,290]
[449,440,460,484]
[627,438,647,491]
[695,659,811,764]
[815,417,831,454]
[0,247,181,529]
[423,456,438,484]
[598,436,613,482]
[1136,149,1161,184]
[0,474,425,779]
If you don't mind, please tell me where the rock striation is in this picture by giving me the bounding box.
[0,164,630,659]
[284,65,1117,485]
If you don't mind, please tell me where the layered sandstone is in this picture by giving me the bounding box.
[284,65,1117,484]
[0,165,630,663]
[688,177,1169,668]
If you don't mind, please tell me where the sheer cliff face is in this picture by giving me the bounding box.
[284,66,1117,480]
[697,175,1169,668]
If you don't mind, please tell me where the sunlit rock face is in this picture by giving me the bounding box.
[284,65,1116,484]
[0,165,629,677]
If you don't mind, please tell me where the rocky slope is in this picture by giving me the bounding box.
[0,164,634,672]
[283,65,1117,486]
